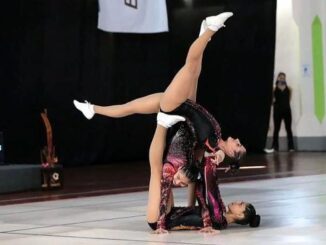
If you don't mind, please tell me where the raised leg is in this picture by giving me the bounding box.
[160,30,215,112]
[160,12,233,111]
[73,93,163,119]
[94,93,162,117]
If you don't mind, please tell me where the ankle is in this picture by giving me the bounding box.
[201,30,215,41]
[92,105,97,114]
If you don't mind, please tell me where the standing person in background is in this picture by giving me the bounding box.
[265,72,294,153]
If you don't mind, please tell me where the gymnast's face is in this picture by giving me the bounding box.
[173,169,190,187]
[227,201,247,217]
[224,137,246,159]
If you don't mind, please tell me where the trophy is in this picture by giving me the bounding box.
[40,109,63,189]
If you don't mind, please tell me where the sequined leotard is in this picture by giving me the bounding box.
[156,121,197,229]
[154,100,225,230]
[154,156,228,230]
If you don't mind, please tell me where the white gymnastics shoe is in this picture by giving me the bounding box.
[199,12,233,36]
[157,112,185,128]
[73,100,95,119]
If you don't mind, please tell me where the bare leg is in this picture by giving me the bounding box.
[94,93,163,118]
[160,30,216,112]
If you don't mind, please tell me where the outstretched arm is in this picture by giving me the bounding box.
[147,125,168,227]
[150,164,175,234]
[203,157,228,228]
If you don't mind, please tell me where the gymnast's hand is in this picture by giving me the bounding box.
[205,150,225,166]
[152,228,169,234]
[199,226,220,234]
[213,150,225,165]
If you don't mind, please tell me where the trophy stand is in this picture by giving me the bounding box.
[40,109,63,189]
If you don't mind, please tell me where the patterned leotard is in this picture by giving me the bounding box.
[152,156,228,231]
[157,121,197,229]
[196,157,228,229]
[157,100,224,230]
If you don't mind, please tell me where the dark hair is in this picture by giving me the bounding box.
[235,203,261,228]
[277,72,286,77]
[232,149,246,162]
[224,150,246,175]
[180,164,199,182]
[276,72,287,86]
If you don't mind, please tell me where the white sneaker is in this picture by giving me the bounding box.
[199,19,208,36]
[73,100,95,119]
[264,148,274,154]
[157,112,185,128]
[199,12,233,36]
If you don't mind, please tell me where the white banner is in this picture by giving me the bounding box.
[98,0,169,33]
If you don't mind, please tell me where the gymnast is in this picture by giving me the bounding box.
[154,155,260,232]
[74,12,251,233]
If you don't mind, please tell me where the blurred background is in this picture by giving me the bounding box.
[0,0,325,198]
[0,0,278,165]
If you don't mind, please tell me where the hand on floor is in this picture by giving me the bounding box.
[152,228,169,234]
[199,226,220,234]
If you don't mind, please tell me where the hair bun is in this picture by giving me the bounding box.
[249,214,261,228]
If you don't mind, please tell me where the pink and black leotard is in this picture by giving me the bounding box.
[151,100,224,230]
[155,121,197,230]
[149,156,228,231]
[195,156,228,229]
